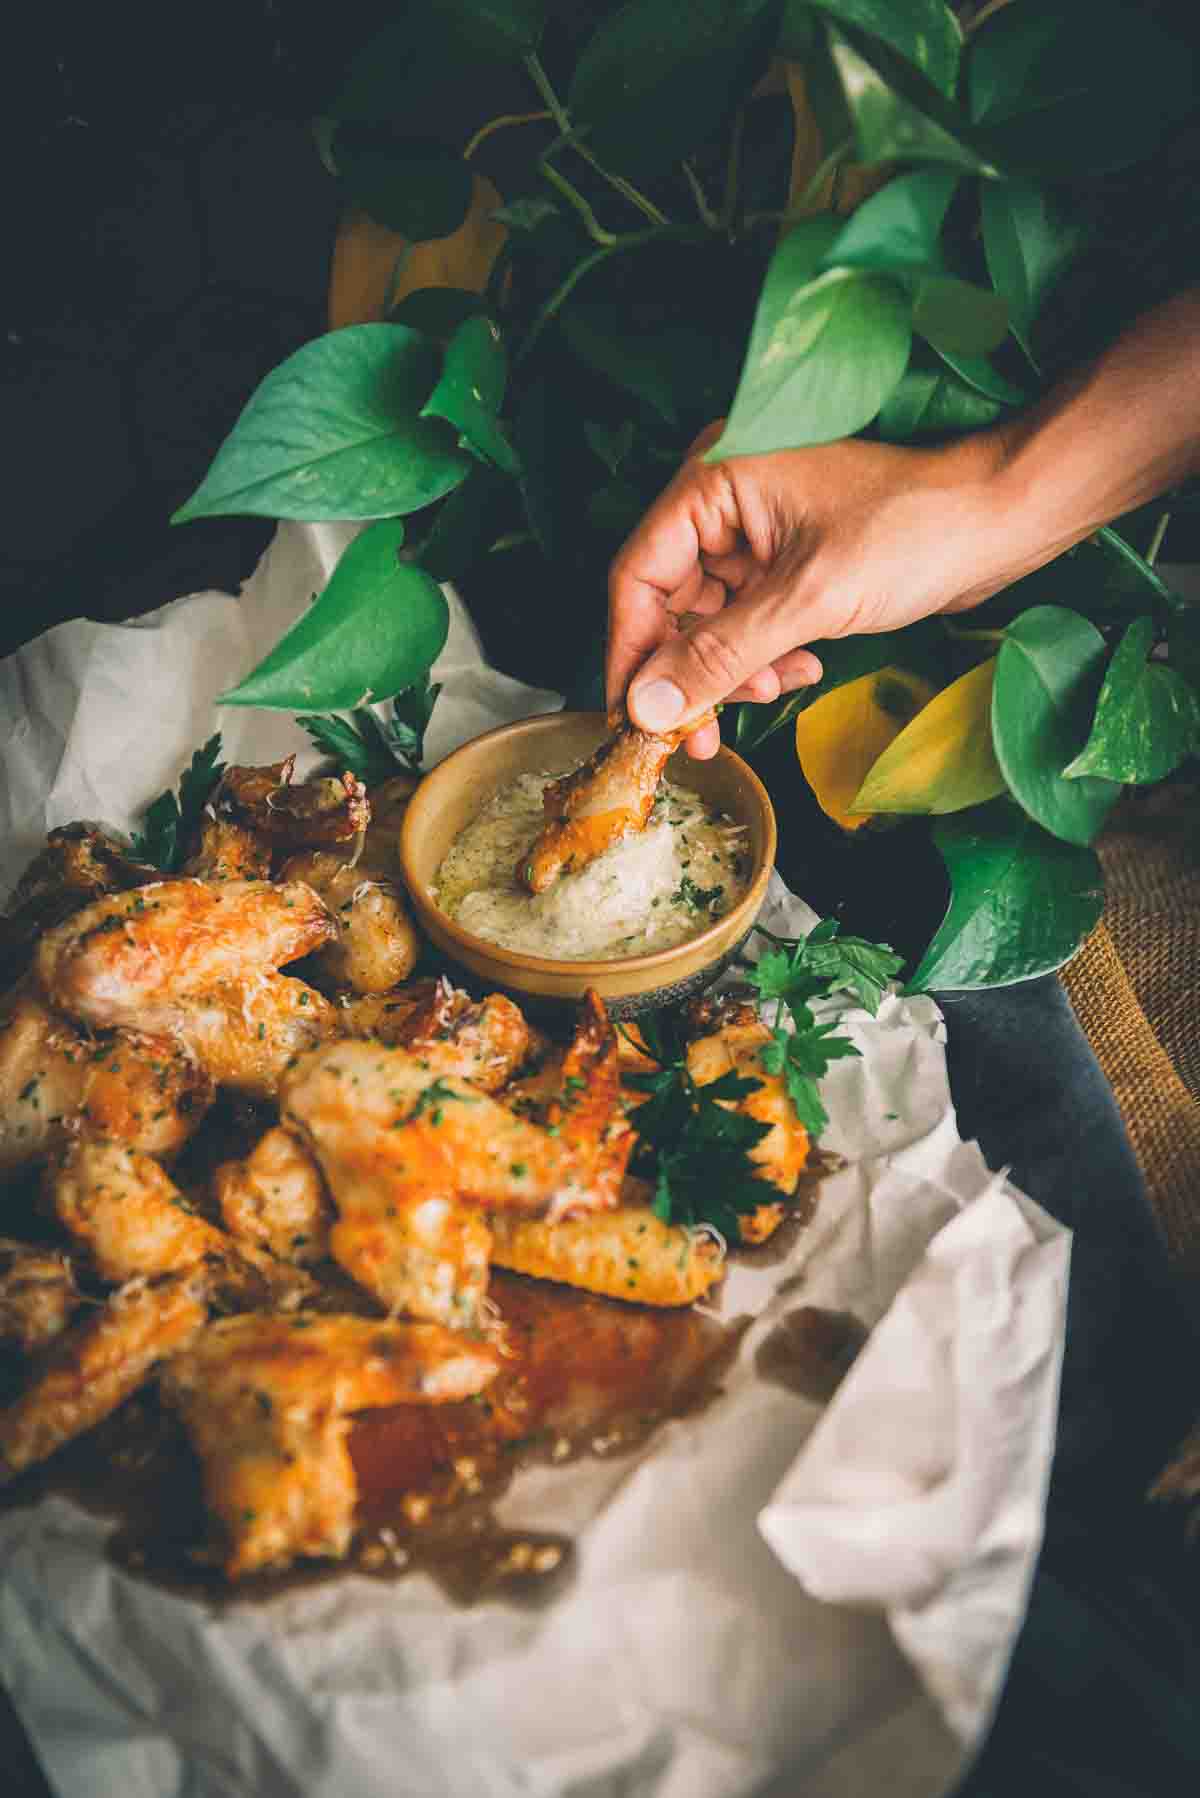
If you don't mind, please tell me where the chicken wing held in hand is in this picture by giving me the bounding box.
[519,706,715,893]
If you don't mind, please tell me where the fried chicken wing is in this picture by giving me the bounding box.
[490,1187,724,1306]
[182,817,272,882]
[0,1241,80,1355]
[0,986,213,1175]
[48,1138,316,1308]
[170,972,338,1099]
[162,1313,500,1575]
[36,878,336,1033]
[333,1189,493,1328]
[214,1126,332,1266]
[218,758,370,848]
[685,998,810,1241]
[520,706,715,893]
[0,1273,208,1481]
[0,825,155,987]
[379,978,534,1092]
[278,851,418,995]
[358,775,419,878]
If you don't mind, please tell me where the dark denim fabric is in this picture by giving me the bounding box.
[941,982,1200,1798]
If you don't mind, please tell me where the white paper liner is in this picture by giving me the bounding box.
[0,522,1069,1797]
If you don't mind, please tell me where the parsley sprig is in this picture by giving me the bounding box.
[129,733,225,872]
[746,919,903,1136]
[298,675,442,784]
[625,920,902,1232]
[623,1012,774,1240]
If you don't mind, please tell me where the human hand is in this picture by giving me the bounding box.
[606,422,1017,757]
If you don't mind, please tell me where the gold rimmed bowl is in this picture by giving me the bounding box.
[398,711,776,1017]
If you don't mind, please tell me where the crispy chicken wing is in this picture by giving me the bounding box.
[0,985,213,1176]
[519,706,715,893]
[0,1272,208,1481]
[0,825,155,987]
[214,1126,332,1266]
[282,994,627,1321]
[162,1312,500,1575]
[218,758,370,848]
[48,1138,316,1307]
[169,972,338,1099]
[685,998,810,1241]
[358,775,419,878]
[182,817,272,882]
[0,1240,80,1355]
[278,851,418,995]
[35,878,336,1033]
[376,978,534,1092]
[490,1185,724,1306]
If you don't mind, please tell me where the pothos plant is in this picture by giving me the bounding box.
[172,0,1200,991]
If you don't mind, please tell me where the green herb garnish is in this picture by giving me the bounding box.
[745,919,903,1136]
[671,875,724,914]
[129,733,225,872]
[297,674,442,783]
[411,1076,476,1127]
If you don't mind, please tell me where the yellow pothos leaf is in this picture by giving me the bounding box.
[850,656,1008,816]
[795,666,936,831]
[328,174,507,330]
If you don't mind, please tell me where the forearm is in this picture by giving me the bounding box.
[988,288,1200,573]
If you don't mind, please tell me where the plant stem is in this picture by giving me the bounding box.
[744,140,853,232]
[463,109,551,162]
[539,159,618,245]
[523,50,670,228]
[1146,509,1172,566]
[942,622,1007,644]
[680,160,719,229]
[514,225,711,366]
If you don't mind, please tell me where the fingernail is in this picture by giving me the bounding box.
[630,678,684,732]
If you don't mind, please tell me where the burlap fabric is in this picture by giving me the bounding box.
[1059,785,1200,1512]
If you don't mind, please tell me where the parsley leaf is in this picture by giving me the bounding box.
[745,918,901,1132]
[671,875,725,915]
[129,733,225,872]
[298,674,442,784]
[625,1042,773,1238]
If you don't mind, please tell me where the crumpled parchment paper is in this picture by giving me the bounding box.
[0,522,1069,1798]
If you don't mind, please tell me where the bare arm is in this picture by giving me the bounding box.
[607,289,1200,753]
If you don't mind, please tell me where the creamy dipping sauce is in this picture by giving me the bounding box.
[434,773,750,961]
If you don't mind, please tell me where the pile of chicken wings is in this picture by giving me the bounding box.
[0,755,807,1578]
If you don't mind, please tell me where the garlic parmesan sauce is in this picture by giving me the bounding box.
[434,773,749,961]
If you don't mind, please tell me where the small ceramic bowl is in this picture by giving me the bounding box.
[398,711,776,1017]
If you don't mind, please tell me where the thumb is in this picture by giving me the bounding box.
[627,580,801,732]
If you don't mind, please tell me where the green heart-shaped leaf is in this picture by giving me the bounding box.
[174,326,473,523]
[334,128,473,239]
[907,798,1104,991]
[877,365,1004,440]
[910,274,1009,357]
[824,168,959,273]
[782,0,961,95]
[992,605,1122,844]
[421,316,520,475]
[584,418,635,476]
[219,522,449,710]
[1064,615,1200,785]
[980,179,1089,352]
[826,26,993,174]
[708,225,911,459]
[569,0,779,177]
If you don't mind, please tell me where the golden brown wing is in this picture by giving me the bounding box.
[0,1272,208,1481]
[35,878,336,1032]
[0,1240,80,1355]
[169,972,338,1099]
[520,707,714,893]
[489,1188,723,1306]
[277,851,418,995]
[161,1312,499,1575]
[218,758,370,848]
[214,1126,333,1266]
